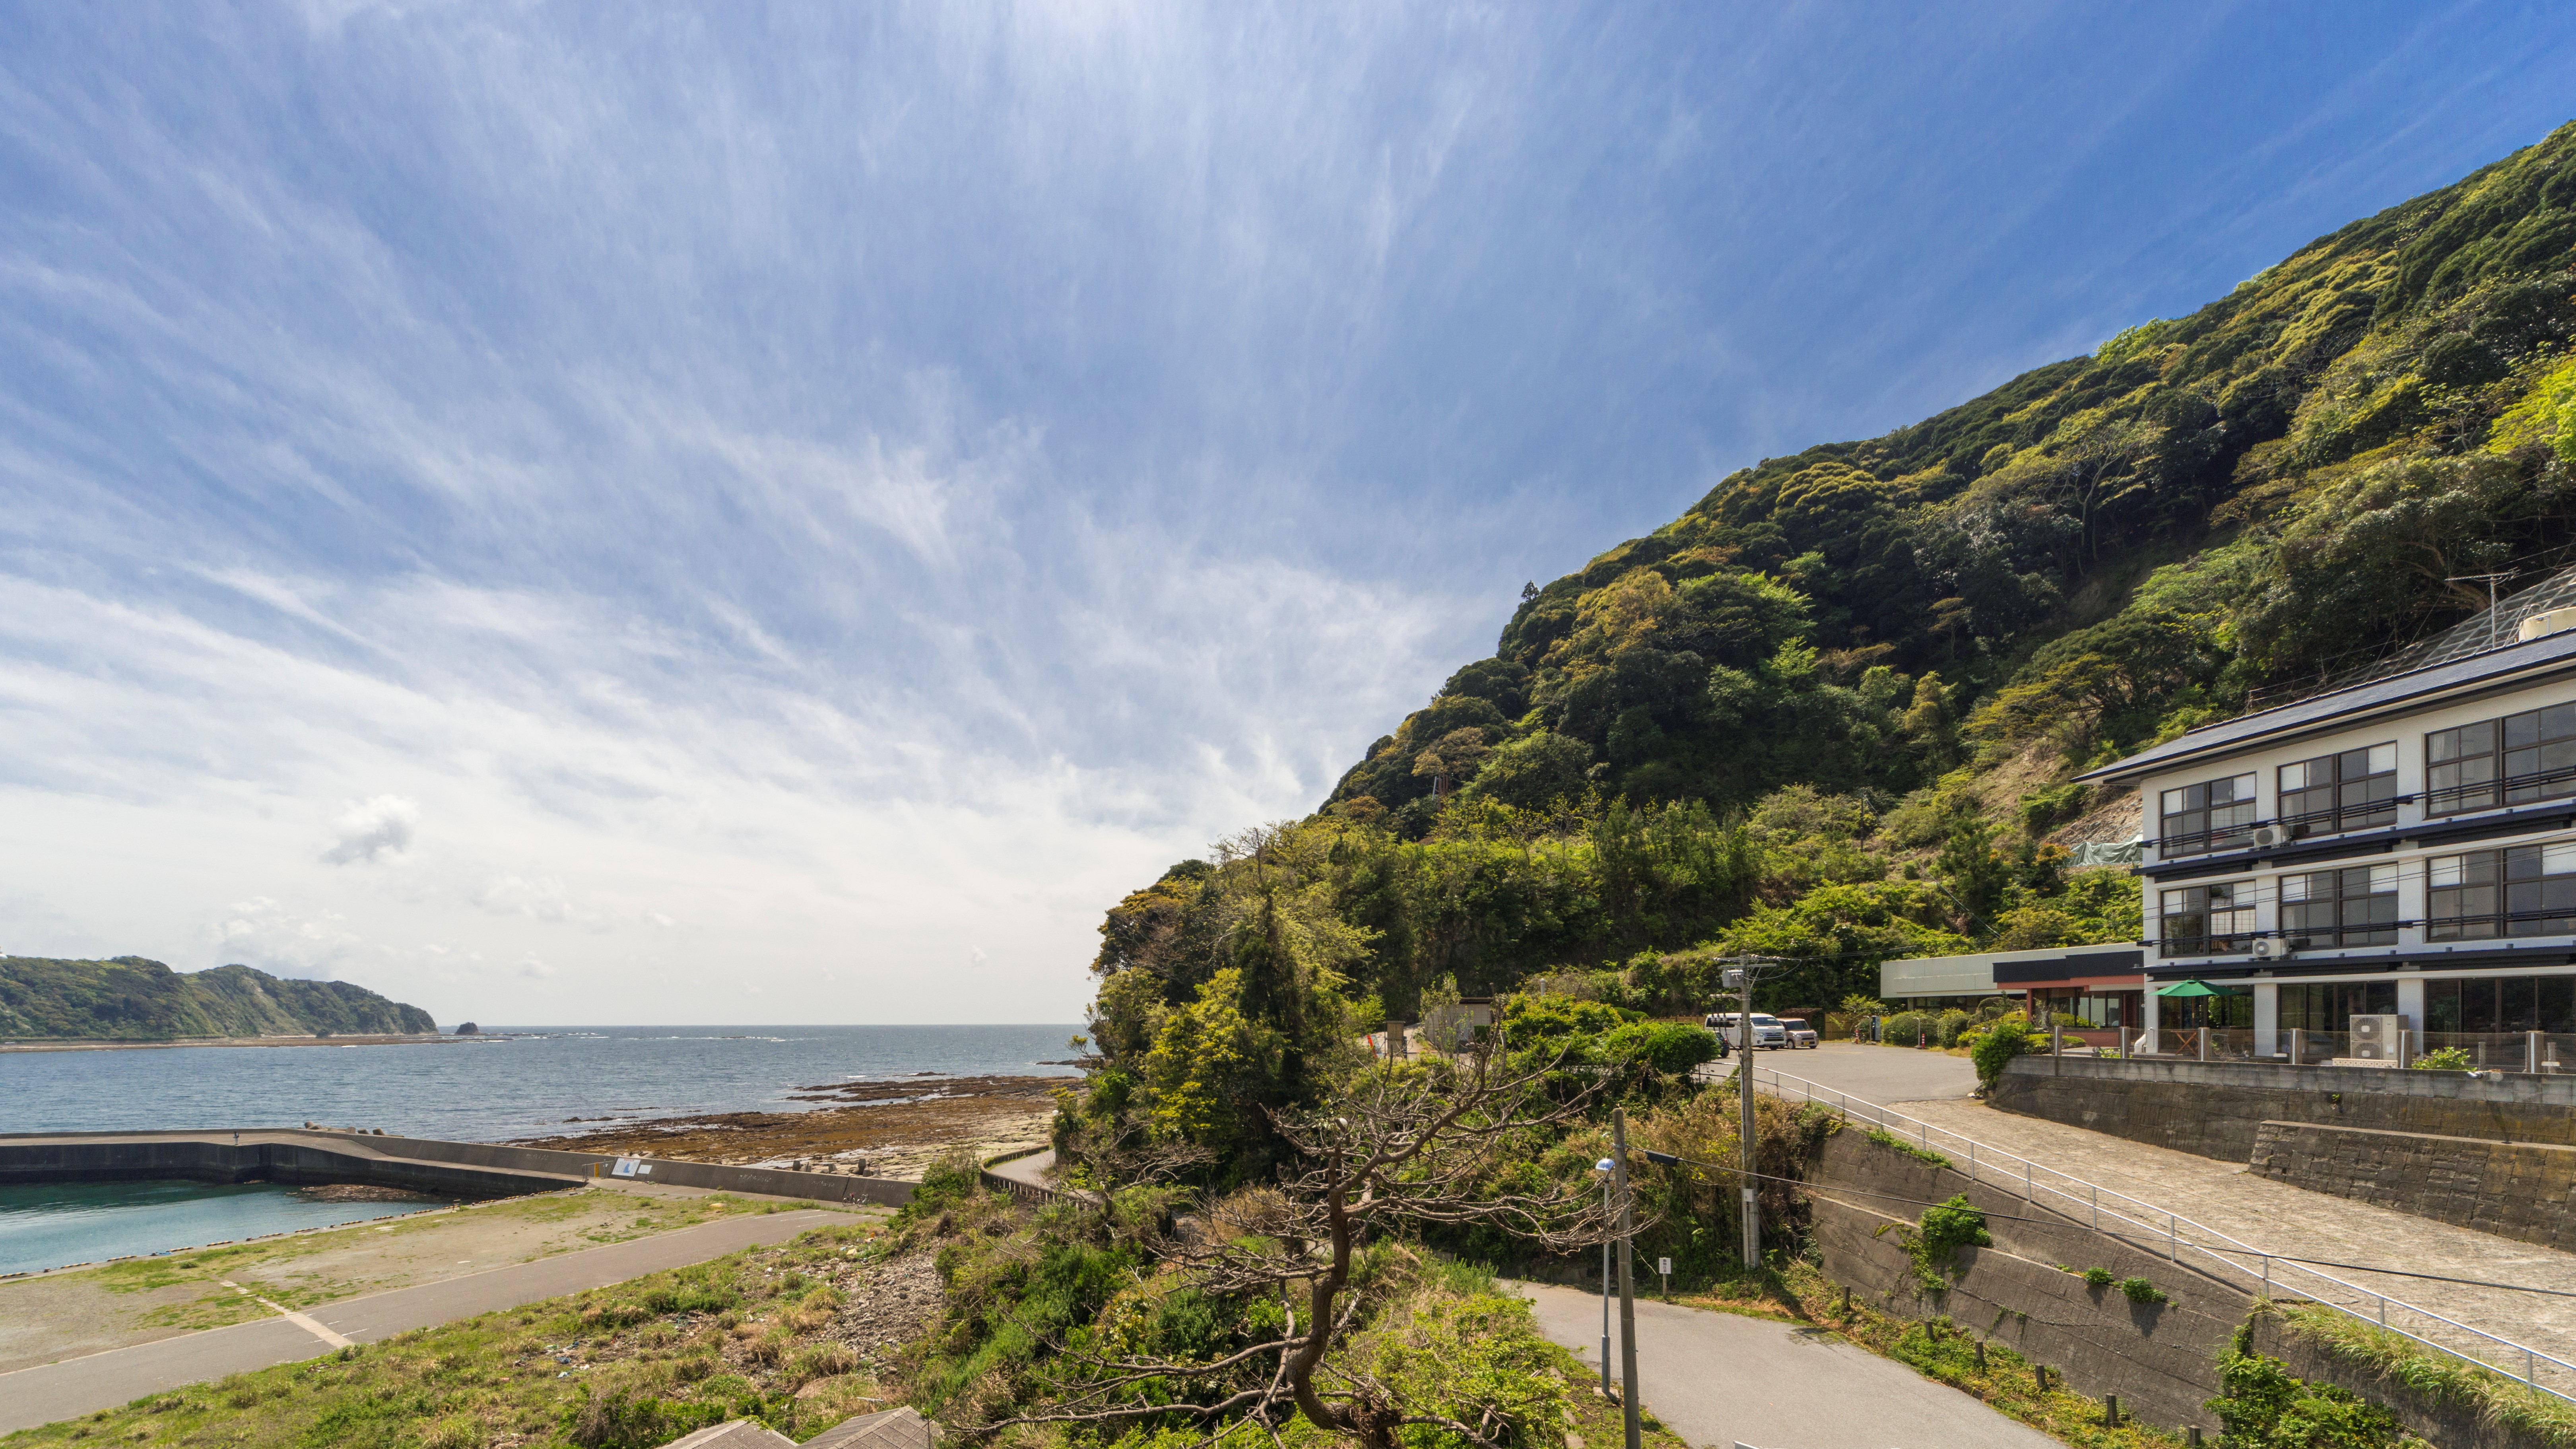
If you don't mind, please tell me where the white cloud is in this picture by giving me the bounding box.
[322,796,420,866]
[207,897,367,978]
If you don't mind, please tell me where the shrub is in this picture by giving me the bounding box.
[2208,1320,2408,1447]
[2081,1266,2113,1289]
[1905,1194,1991,1291]
[2118,1277,2168,1305]
[1935,1010,1974,1048]
[1970,1014,2044,1088]
[1882,1012,1933,1047]
[2411,1045,2473,1071]
[1611,1020,1721,1074]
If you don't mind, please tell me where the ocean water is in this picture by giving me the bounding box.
[0,1024,1085,1142]
[0,1179,452,1276]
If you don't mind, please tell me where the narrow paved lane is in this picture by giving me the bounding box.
[0,1209,846,1433]
[1511,1280,2058,1449]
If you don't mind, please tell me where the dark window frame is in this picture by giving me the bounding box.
[2158,879,2256,957]
[2158,771,2258,857]
[2281,863,2399,949]
[2277,742,2397,837]
[2428,841,2576,940]
[2427,703,2576,817]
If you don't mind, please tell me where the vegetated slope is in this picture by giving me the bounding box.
[0,956,438,1039]
[1080,121,2576,1054]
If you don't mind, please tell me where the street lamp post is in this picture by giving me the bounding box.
[1593,1159,1613,1398]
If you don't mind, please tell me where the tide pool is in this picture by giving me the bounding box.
[0,1179,448,1276]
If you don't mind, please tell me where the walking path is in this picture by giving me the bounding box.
[988,1147,1058,1191]
[0,1208,846,1433]
[1510,1280,2058,1449]
[1891,1094,2576,1354]
[1743,1053,2576,1389]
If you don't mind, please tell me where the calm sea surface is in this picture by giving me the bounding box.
[0,1025,1083,1274]
[0,1024,1085,1141]
[0,1180,448,1276]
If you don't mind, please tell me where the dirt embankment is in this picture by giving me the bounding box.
[508,1074,1066,1181]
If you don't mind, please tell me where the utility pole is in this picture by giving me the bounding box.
[1724,955,1785,1270]
[1610,1108,1643,1449]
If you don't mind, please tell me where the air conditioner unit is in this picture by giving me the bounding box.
[2349,1013,2404,1061]
[2251,937,2293,960]
[2249,824,2290,849]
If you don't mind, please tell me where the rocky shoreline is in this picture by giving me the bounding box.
[506,1072,1064,1181]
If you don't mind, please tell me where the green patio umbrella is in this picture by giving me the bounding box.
[2155,979,2223,998]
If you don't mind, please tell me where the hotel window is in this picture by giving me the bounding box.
[2428,841,2576,940]
[2427,703,2576,816]
[2280,863,2399,948]
[2159,772,2257,856]
[2158,881,2256,956]
[2423,975,2576,1034]
[2277,743,2397,835]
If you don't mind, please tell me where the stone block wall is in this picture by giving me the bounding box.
[2248,1120,2576,1252]
[1989,1056,2576,1162]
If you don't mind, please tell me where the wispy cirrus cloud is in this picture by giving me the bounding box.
[0,1,2569,1022]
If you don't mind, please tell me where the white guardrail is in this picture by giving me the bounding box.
[1741,1062,2576,1404]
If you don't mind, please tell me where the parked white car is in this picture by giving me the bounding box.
[1705,1012,1789,1049]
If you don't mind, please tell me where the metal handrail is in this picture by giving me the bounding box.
[1745,1063,2576,1401]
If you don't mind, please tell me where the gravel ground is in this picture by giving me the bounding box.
[829,1250,945,1369]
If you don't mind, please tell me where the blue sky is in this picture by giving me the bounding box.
[1,2,2570,1024]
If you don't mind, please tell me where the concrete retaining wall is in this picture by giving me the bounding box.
[2249,1120,2576,1252]
[1989,1056,2576,1161]
[0,1130,916,1209]
[1813,1130,2248,1435]
[1809,1128,2559,1448]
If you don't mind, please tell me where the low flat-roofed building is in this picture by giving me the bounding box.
[1881,943,2146,1043]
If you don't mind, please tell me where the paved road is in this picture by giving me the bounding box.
[1512,1281,2058,1449]
[1741,1042,1979,1103]
[0,1209,844,1433]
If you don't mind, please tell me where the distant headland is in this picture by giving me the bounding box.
[0,956,437,1043]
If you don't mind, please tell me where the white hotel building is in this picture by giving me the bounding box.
[2079,573,2576,1055]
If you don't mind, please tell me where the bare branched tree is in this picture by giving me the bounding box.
[972,1048,1623,1449]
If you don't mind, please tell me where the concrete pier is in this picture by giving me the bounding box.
[0,1129,916,1212]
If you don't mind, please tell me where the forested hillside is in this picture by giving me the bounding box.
[0,956,438,1039]
[1080,121,2576,1104]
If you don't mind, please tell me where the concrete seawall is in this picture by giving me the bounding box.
[1989,1055,2576,1161]
[0,1130,916,1210]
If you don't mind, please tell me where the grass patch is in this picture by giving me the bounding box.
[2275,1302,2576,1447]
[0,1218,893,1449]
[1864,1127,1952,1169]
[33,1187,783,1330]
